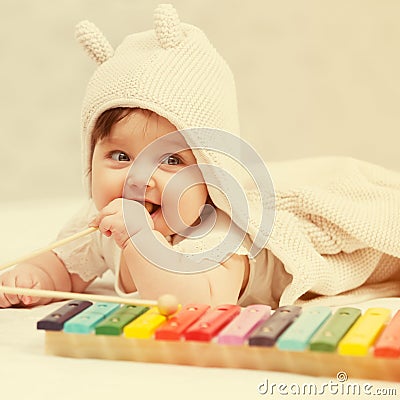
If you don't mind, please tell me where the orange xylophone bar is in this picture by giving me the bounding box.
[37,301,400,382]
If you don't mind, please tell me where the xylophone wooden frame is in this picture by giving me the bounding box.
[44,331,400,382]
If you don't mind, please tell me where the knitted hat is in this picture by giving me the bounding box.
[76,3,240,175]
[76,4,274,266]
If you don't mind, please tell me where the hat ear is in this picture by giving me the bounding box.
[75,20,114,65]
[154,4,184,48]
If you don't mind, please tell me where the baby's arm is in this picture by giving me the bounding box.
[0,251,92,308]
[123,232,249,306]
[93,198,249,306]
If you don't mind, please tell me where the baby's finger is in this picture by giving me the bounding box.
[89,199,122,228]
[0,287,13,308]
[88,218,99,228]
[16,275,42,306]
[3,292,21,306]
[21,296,33,305]
[0,294,12,308]
[1,276,21,306]
[0,277,11,307]
[97,216,113,237]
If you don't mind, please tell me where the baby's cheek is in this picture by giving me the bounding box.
[179,184,208,225]
[92,168,125,210]
[91,176,107,210]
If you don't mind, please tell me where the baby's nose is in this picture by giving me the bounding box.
[126,173,155,187]
[124,174,156,201]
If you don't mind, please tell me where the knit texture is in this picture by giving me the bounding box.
[76,4,239,176]
[75,20,114,65]
[261,157,400,305]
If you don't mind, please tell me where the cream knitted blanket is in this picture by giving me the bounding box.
[181,138,400,306]
[264,156,400,306]
[191,145,400,306]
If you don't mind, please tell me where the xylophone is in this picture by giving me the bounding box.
[37,301,400,382]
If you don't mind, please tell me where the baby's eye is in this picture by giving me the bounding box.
[110,151,130,162]
[161,155,182,166]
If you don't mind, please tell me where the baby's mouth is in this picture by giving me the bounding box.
[144,201,160,215]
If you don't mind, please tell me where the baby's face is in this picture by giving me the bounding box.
[91,110,208,237]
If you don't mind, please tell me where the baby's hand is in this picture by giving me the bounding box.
[90,198,155,249]
[0,264,54,308]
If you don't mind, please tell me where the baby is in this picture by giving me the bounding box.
[2,4,400,309]
[0,4,259,308]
